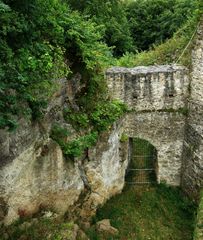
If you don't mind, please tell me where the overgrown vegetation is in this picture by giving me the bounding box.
[87,184,196,240]
[0,185,197,240]
[193,190,203,240]
[0,0,201,158]
[0,0,112,130]
[51,100,127,158]
[67,0,134,56]
[0,0,200,130]
[1,217,78,240]
[126,0,198,51]
[117,12,201,68]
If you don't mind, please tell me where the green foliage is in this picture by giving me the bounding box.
[64,108,90,129]
[0,0,112,130]
[67,0,134,56]
[87,184,196,240]
[126,0,198,51]
[62,131,98,158]
[90,100,127,132]
[117,11,201,68]
[50,124,71,140]
[55,100,127,158]
[0,0,200,133]
[120,134,128,143]
[51,125,98,158]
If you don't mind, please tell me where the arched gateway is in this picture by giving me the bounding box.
[126,138,157,184]
[106,65,189,186]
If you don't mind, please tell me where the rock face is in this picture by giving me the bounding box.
[0,78,129,224]
[0,107,129,225]
[96,219,119,235]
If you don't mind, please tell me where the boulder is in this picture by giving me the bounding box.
[96,219,119,235]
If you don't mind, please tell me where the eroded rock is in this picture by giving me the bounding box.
[96,219,119,235]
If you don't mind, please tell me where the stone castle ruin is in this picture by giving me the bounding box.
[0,19,202,225]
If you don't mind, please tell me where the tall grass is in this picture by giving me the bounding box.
[116,13,201,69]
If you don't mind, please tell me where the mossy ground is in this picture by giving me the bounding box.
[0,218,77,240]
[86,184,196,240]
[0,186,197,240]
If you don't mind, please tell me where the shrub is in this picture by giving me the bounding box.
[0,0,112,130]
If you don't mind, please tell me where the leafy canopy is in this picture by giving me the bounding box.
[0,0,112,130]
[126,0,198,51]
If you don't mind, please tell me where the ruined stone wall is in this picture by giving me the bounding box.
[106,65,189,111]
[181,19,203,199]
[123,112,185,185]
[106,65,189,186]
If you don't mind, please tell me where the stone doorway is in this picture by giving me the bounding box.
[126,138,157,184]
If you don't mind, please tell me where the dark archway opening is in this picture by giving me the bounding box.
[126,138,157,184]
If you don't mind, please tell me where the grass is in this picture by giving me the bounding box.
[0,217,77,240]
[86,137,196,240]
[86,184,196,240]
[193,190,203,240]
[0,138,197,240]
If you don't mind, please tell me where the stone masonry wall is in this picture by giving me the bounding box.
[106,65,189,111]
[181,18,203,200]
[123,112,185,185]
[106,65,189,186]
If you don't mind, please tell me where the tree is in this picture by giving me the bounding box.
[126,0,198,51]
[67,0,134,56]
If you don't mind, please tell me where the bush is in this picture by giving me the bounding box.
[0,0,112,130]
[90,100,127,132]
[53,100,127,158]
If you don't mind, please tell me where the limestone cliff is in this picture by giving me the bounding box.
[0,77,129,225]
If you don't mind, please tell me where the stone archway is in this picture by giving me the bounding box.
[121,111,184,186]
[106,65,189,187]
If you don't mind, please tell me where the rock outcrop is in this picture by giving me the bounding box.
[0,78,129,225]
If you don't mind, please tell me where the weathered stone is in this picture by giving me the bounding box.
[181,18,203,200]
[42,211,58,219]
[106,65,189,111]
[1,139,84,225]
[96,219,119,235]
[80,221,91,230]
